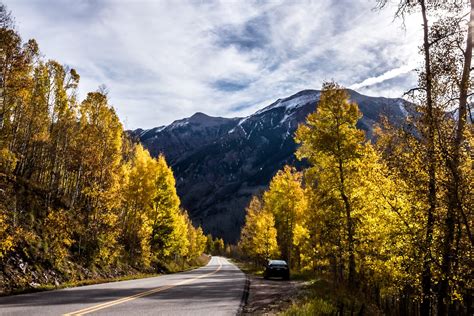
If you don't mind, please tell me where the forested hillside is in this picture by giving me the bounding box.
[0,5,208,294]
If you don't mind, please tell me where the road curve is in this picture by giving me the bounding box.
[0,256,246,316]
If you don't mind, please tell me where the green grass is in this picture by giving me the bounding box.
[162,254,211,273]
[228,258,264,276]
[282,297,336,316]
[287,269,315,281]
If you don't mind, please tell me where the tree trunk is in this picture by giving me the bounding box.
[419,1,437,315]
[338,158,355,287]
[437,2,473,315]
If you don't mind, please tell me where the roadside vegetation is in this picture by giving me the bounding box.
[4,253,211,297]
[0,4,210,295]
[238,1,473,315]
[281,278,381,316]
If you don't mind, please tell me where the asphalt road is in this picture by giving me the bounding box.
[0,256,246,316]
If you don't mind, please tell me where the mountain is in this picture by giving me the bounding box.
[131,89,410,243]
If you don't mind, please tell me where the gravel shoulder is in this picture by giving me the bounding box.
[241,274,305,315]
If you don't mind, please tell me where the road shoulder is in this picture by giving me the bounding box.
[231,260,306,315]
[242,274,305,315]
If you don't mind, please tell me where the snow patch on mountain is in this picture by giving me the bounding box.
[229,91,320,134]
[256,90,321,115]
[168,119,189,130]
[228,116,249,134]
[280,113,292,124]
[398,100,408,117]
[139,126,166,138]
[139,129,150,137]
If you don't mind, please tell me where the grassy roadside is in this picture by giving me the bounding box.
[279,277,381,316]
[1,254,211,297]
[160,254,211,274]
[228,258,264,276]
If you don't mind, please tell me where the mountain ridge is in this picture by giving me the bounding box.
[131,89,409,242]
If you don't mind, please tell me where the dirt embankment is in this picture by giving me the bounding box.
[1,253,211,296]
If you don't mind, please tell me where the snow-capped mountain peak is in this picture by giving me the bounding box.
[130,89,409,242]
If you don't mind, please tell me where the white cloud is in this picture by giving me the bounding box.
[5,0,423,129]
[349,63,416,90]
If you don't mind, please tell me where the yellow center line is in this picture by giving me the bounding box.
[63,257,223,316]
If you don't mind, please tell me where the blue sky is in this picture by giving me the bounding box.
[5,0,421,129]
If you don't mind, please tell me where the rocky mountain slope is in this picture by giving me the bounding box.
[132,89,409,243]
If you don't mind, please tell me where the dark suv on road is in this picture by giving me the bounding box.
[263,260,290,280]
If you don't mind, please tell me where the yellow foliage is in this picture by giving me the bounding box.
[239,196,279,263]
[0,148,17,174]
[184,211,206,261]
[294,82,418,289]
[263,166,306,267]
[0,210,14,258]
[42,209,73,268]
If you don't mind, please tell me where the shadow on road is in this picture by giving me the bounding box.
[0,263,245,309]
